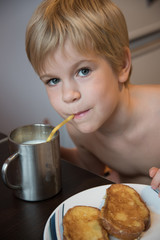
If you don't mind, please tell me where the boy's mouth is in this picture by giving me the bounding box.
[73,109,90,119]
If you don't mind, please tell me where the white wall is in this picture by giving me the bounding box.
[113,0,160,85]
[113,0,160,40]
[0,0,160,145]
[131,45,160,85]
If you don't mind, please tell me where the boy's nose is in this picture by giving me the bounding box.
[62,83,81,103]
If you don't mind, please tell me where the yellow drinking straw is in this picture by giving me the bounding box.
[47,114,74,142]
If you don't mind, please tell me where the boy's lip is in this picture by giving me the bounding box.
[73,109,90,119]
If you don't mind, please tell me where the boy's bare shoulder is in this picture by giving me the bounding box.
[130,84,160,99]
[130,84,160,111]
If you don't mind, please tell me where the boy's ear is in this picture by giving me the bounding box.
[118,47,131,83]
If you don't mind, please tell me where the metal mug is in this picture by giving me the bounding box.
[1,124,61,201]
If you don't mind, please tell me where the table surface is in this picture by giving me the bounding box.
[0,133,112,240]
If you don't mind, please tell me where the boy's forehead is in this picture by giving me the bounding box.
[42,40,97,69]
[51,39,95,60]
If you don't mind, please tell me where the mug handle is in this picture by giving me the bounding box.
[1,152,21,190]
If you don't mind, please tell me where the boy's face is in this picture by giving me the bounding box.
[40,40,122,133]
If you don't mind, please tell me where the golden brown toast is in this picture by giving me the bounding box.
[63,206,109,240]
[100,184,151,240]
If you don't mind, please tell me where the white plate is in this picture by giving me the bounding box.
[43,184,160,240]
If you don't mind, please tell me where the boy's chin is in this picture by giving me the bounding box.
[77,123,99,134]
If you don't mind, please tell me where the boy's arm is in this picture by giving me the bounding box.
[60,146,106,176]
[60,146,79,166]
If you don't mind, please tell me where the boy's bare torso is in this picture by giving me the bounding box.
[68,84,160,184]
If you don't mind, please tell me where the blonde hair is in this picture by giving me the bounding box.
[26,0,131,82]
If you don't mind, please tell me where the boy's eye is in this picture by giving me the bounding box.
[78,68,90,77]
[47,78,60,86]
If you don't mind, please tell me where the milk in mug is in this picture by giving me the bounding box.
[23,140,46,144]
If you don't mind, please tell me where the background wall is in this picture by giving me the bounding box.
[0,0,160,146]
[113,0,160,85]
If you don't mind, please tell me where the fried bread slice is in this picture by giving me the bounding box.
[63,206,109,240]
[100,184,150,240]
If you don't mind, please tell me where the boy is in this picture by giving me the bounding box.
[25,0,160,193]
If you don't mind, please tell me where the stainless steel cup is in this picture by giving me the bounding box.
[1,124,61,201]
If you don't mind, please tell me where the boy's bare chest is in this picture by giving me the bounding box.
[85,132,160,178]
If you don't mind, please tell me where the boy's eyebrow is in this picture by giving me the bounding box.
[40,59,95,80]
[40,74,53,81]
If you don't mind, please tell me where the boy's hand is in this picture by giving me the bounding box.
[149,167,160,197]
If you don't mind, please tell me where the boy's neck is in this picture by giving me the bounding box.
[98,84,134,136]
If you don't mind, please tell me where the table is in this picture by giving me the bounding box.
[0,134,112,240]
